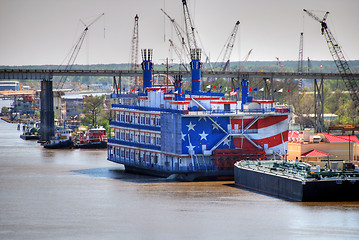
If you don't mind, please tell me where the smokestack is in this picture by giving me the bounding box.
[174,75,184,101]
[190,48,201,94]
[141,49,153,92]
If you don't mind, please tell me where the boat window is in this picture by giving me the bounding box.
[141,115,145,125]
[140,134,145,143]
[125,149,129,160]
[145,134,150,144]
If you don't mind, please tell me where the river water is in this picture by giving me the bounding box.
[0,119,359,240]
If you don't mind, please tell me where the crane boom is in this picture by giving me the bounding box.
[130,14,139,71]
[57,13,104,89]
[220,21,240,72]
[304,9,359,108]
[182,0,198,51]
[169,39,190,72]
[161,8,190,61]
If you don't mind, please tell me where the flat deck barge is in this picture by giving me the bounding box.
[234,160,359,202]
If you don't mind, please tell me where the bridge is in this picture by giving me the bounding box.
[1,68,359,80]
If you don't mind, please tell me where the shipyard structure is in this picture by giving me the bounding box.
[107,49,290,180]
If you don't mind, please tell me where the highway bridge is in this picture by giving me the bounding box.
[1,68,359,80]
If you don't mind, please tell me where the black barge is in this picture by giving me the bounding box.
[234,160,359,202]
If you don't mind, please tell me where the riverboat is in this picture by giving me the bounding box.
[107,49,291,181]
[234,160,359,201]
[74,126,107,149]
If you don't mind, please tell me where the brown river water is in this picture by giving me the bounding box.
[0,119,359,240]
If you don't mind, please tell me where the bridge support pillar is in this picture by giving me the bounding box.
[40,80,55,142]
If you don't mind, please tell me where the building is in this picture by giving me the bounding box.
[288,130,359,169]
[0,81,20,91]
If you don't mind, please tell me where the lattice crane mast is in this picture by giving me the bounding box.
[303,9,359,108]
[182,0,198,51]
[130,14,139,72]
[57,13,104,89]
[219,21,240,72]
[297,32,304,90]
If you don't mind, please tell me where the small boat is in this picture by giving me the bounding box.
[74,126,107,149]
[20,128,40,140]
[44,128,74,149]
[20,123,40,140]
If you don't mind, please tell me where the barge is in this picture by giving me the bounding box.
[234,160,359,201]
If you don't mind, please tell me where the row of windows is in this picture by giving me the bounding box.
[115,129,161,146]
[112,147,160,164]
[116,111,161,126]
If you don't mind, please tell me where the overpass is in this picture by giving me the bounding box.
[1,68,359,80]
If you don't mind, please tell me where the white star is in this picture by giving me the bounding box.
[212,122,219,130]
[223,137,231,147]
[199,131,208,141]
[186,121,196,131]
[181,132,186,141]
[199,116,207,122]
[186,143,195,152]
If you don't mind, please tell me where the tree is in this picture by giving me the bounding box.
[82,95,105,127]
[1,106,9,116]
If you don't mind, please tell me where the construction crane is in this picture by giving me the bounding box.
[169,39,190,72]
[297,32,304,90]
[130,14,139,72]
[217,21,240,72]
[239,49,252,72]
[130,14,140,88]
[275,57,286,72]
[182,0,198,51]
[57,13,104,89]
[161,8,190,61]
[304,9,359,108]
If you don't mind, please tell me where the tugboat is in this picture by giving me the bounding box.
[43,128,74,149]
[74,126,107,149]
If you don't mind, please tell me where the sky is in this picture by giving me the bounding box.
[0,0,358,66]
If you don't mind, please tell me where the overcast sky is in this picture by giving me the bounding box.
[0,0,358,66]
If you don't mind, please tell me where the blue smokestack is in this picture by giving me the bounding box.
[241,78,252,109]
[174,75,184,101]
[190,49,202,94]
[141,49,153,92]
[241,79,249,104]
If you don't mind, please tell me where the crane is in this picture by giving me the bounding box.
[130,14,140,88]
[275,57,286,72]
[217,21,240,72]
[297,32,304,90]
[239,49,252,72]
[161,8,190,62]
[57,13,104,89]
[182,0,198,51]
[169,39,190,72]
[130,14,139,72]
[303,9,359,108]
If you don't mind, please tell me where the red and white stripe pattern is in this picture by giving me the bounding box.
[230,115,289,154]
